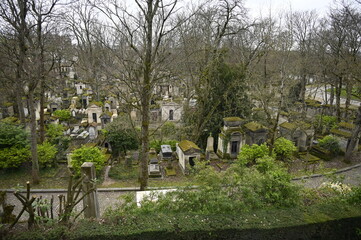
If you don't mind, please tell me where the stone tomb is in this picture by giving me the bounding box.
[87,103,102,124]
[330,122,358,152]
[243,121,268,146]
[279,121,314,151]
[176,140,201,174]
[217,117,244,159]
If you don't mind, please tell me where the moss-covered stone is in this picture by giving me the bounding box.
[178,140,200,152]
[338,122,355,130]
[244,122,267,132]
[330,128,352,138]
[223,117,242,122]
[280,122,296,130]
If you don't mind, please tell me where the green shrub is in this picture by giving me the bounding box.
[71,146,106,175]
[37,141,58,168]
[314,115,338,133]
[0,146,30,169]
[45,124,65,142]
[318,135,341,155]
[273,137,297,161]
[52,110,71,121]
[237,143,269,166]
[0,123,28,148]
[347,185,361,205]
[150,139,178,152]
[161,122,177,138]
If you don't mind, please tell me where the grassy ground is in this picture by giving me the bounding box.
[0,165,69,189]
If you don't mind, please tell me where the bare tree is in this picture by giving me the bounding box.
[93,0,182,190]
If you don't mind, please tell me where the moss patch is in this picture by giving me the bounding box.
[178,140,200,152]
[338,122,355,130]
[223,117,242,122]
[330,128,352,138]
[244,122,267,132]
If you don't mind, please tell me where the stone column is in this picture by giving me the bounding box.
[81,162,99,219]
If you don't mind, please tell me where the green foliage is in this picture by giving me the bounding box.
[71,146,106,175]
[314,115,338,133]
[112,154,299,216]
[37,142,58,168]
[347,185,361,205]
[105,117,139,156]
[45,124,64,142]
[318,135,341,154]
[150,139,178,152]
[161,122,177,139]
[0,146,30,169]
[0,117,20,125]
[108,163,139,180]
[237,143,269,166]
[183,55,252,148]
[273,137,297,161]
[0,123,30,169]
[52,110,71,121]
[0,123,28,148]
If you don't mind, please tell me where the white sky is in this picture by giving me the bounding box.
[244,0,335,18]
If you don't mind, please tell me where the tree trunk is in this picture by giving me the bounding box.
[39,80,45,143]
[28,91,40,184]
[329,84,334,106]
[139,0,154,191]
[344,105,361,162]
[345,80,352,121]
[15,89,26,125]
[299,73,307,103]
[335,77,342,121]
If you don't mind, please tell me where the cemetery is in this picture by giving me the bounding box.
[0,0,361,239]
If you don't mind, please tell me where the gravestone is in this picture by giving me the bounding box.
[81,162,99,219]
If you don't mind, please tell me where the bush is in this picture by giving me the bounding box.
[318,135,341,155]
[314,115,337,133]
[161,122,177,138]
[104,116,139,156]
[70,146,106,176]
[52,110,71,122]
[0,146,30,169]
[37,141,58,168]
[150,139,178,152]
[0,123,28,148]
[273,137,297,161]
[237,143,269,166]
[45,124,65,143]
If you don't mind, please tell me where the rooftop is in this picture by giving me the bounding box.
[244,122,267,132]
[178,140,200,152]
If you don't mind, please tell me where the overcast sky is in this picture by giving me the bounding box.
[244,0,335,18]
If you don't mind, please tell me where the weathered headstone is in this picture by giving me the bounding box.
[81,162,99,219]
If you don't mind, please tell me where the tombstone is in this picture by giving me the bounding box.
[206,134,218,160]
[130,110,137,121]
[71,109,76,117]
[67,153,73,169]
[88,125,98,140]
[104,102,111,111]
[81,162,99,219]
[100,114,111,128]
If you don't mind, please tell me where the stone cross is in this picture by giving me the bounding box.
[81,162,99,219]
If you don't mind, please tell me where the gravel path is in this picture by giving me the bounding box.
[292,164,361,188]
